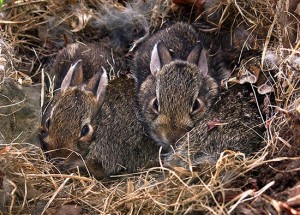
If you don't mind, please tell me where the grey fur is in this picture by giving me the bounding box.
[86,76,160,179]
[49,42,123,90]
[165,84,265,168]
[40,43,122,169]
[90,4,149,53]
[133,22,230,149]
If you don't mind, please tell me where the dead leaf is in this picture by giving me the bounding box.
[263,50,279,71]
[216,189,242,203]
[279,201,300,214]
[0,146,10,155]
[287,182,300,203]
[207,120,228,131]
[258,82,274,94]
[287,195,300,208]
[288,54,300,71]
[173,166,191,175]
[237,69,258,84]
[249,65,261,79]
[71,12,93,32]
[70,4,93,32]
[227,77,239,84]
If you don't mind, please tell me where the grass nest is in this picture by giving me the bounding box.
[0,0,300,214]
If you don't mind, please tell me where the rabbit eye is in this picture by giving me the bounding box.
[151,98,159,114]
[191,98,202,114]
[79,124,94,142]
[81,124,90,137]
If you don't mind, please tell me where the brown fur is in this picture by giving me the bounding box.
[165,84,265,168]
[41,42,159,177]
[41,83,103,171]
[133,22,229,149]
[40,43,120,169]
[43,89,97,153]
[86,76,160,179]
[41,42,123,130]
[50,43,124,90]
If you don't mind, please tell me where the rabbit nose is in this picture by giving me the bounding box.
[162,128,189,146]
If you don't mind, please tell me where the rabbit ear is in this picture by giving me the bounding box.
[150,42,172,76]
[96,68,108,105]
[198,49,209,77]
[187,43,209,77]
[61,60,83,93]
[86,68,108,106]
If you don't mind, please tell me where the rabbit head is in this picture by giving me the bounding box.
[138,42,219,149]
[40,60,107,168]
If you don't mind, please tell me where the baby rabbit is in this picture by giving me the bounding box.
[40,43,120,170]
[41,42,160,177]
[41,43,123,126]
[85,75,160,179]
[133,22,230,149]
[165,84,265,168]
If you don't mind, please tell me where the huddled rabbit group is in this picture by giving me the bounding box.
[40,22,264,179]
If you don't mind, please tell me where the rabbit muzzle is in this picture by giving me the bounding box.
[151,121,193,150]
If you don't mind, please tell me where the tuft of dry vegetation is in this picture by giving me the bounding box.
[0,0,299,214]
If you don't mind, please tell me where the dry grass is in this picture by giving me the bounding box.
[0,0,299,214]
[0,143,268,214]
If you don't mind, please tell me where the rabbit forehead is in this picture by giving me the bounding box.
[53,89,96,119]
[157,61,201,92]
[156,62,202,110]
[49,89,96,143]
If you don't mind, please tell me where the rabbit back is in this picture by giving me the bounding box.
[165,84,265,168]
[86,76,160,178]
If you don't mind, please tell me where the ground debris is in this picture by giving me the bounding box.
[0,0,299,214]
